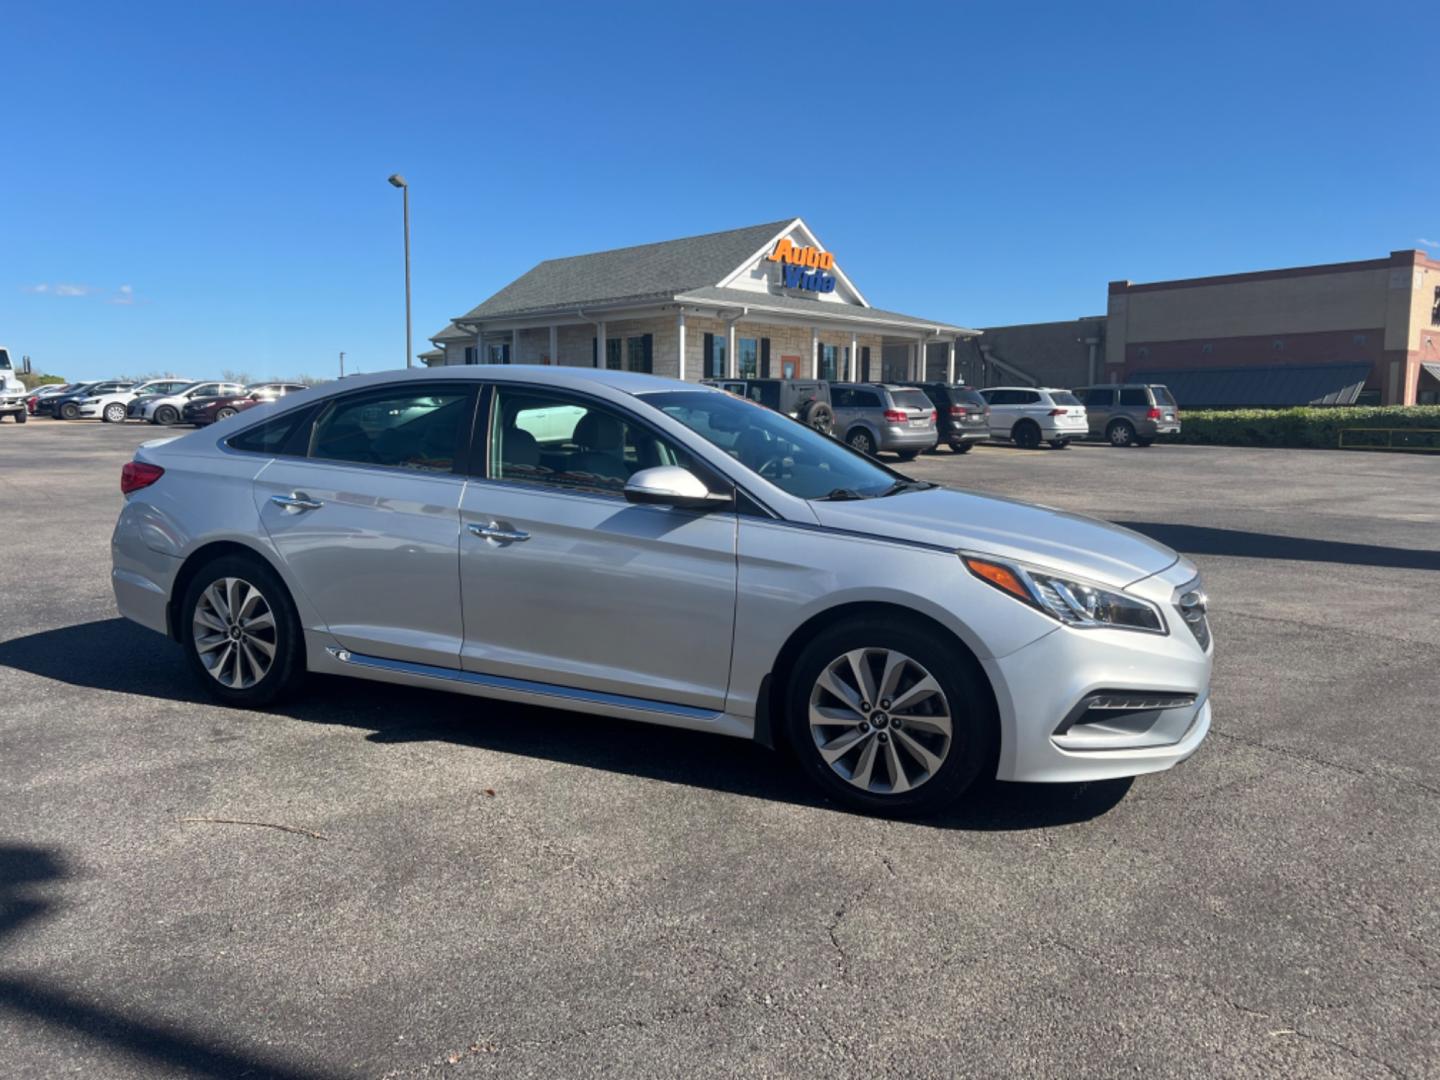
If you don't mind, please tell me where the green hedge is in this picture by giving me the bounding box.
[1172,406,1440,450]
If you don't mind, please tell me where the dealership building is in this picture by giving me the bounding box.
[425,218,978,385]
[968,249,1440,406]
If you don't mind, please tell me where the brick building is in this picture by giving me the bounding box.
[425,219,978,385]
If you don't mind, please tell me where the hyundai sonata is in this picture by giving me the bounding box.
[112,367,1211,816]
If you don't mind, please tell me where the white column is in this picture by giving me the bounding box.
[474,330,483,365]
[597,320,606,368]
[549,324,558,366]
[850,332,858,381]
[511,328,519,365]
[947,339,956,383]
[727,320,738,379]
[811,328,819,379]
[677,311,687,381]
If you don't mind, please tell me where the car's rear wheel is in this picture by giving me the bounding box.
[1136,437,1155,447]
[1049,439,1070,449]
[60,402,80,420]
[216,406,237,421]
[103,403,126,423]
[154,405,179,426]
[896,450,919,462]
[950,442,972,453]
[181,554,305,706]
[1012,420,1041,449]
[1108,419,1136,447]
[846,428,874,455]
[784,619,995,817]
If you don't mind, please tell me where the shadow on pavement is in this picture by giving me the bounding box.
[0,842,343,1079]
[0,618,1132,832]
[1117,521,1440,571]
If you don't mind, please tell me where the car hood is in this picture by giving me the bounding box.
[809,486,1178,587]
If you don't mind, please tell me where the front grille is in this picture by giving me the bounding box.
[1174,578,1210,650]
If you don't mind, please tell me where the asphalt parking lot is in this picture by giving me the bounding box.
[2,419,1437,1079]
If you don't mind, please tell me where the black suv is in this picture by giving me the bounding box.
[899,382,990,452]
[702,378,835,434]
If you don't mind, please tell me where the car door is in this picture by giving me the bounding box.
[253,382,476,668]
[982,389,1014,436]
[1083,387,1114,436]
[829,386,858,435]
[457,384,738,712]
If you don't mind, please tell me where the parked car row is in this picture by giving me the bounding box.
[24,379,309,425]
[703,378,1180,458]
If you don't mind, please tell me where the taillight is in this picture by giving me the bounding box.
[1147,407,1162,420]
[883,409,908,423]
[929,410,938,423]
[949,405,967,417]
[120,461,164,494]
[1049,408,1067,416]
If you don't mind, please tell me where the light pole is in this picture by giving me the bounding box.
[387,174,412,368]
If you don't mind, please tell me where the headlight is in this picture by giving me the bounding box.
[962,554,1165,634]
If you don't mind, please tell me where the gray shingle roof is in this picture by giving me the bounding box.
[675,286,977,335]
[453,219,795,323]
[431,323,473,343]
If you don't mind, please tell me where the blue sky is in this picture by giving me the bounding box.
[5,0,1436,382]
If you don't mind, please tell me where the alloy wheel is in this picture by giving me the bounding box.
[1109,421,1135,447]
[848,431,873,455]
[808,647,953,795]
[216,407,236,420]
[192,576,277,690]
[104,404,126,423]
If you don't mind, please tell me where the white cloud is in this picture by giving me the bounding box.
[54,283,98,297]
[22,282,140,304]
[108,284,136,306]
[1419,238,1440,249]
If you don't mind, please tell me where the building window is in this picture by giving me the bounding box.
[1201,343,1213,355]
[820,344,838,381]
[606,338,621,370]
[487,343,511,364]
[1137,346,1150,360]
[626,335,653,373]
[737,337,758,378]
[464,346,476,365]
[1272,339,1285,352]
[1432,286,1439,326]
[1353,334,1368,346]
[705,334,727,378]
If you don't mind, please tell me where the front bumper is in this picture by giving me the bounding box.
[983,562,1213,783]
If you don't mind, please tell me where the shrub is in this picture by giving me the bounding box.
[1172,406,1440,450]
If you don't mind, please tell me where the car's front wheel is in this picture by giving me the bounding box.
[896,450,920,462]
[154,405,179,425]
[103,403,126,423]
[60,402,80,420]
[846,428,874,455]
[950,442,973,453]
[1049,439,1070,449]
[784,618,996,817]
[216,407,237,421]
[181,554,305,706]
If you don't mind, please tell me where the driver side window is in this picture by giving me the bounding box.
[489,388,689,496]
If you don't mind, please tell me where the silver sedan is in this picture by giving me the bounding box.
[111,366,1212,817]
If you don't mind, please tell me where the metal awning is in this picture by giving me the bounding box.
[1421,362,1440,384]
[1128,362,1371,408]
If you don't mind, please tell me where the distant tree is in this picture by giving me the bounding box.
[220,369,256,386]
[294,374,329,386]
[19,373,66,389]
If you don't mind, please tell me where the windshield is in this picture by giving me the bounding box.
[0,349,11,371]
[641,390,901,500]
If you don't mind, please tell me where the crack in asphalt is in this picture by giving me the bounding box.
[825,852,898,985]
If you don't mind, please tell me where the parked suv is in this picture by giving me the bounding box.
[829,383,938,460]
[702,378,834,434]
[899,382,989,453]
[1076,384,1180,447]
[979,387,1088,449]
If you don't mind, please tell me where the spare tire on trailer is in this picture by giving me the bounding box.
[801,400,834,435]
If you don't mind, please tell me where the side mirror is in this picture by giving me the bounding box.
[624,466,730,510]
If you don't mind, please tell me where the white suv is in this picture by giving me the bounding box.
[980,386,1089,449]
[77,378,193,423]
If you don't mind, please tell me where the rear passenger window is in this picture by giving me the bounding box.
[1085,388,1114,406]
[310,388,470,472]
[228,407,311,455]
[831,388,855,408]
[851,389,882,407]
[1119,388,1149,407]
[490,388,689,496]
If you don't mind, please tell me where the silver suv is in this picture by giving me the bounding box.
[111,367,1212,818]
[830,383,938,460]
[1077,384,1180,447]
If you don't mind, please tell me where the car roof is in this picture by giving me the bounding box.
[290,364,723,400]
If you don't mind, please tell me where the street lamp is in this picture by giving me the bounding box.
[387,174,412,369]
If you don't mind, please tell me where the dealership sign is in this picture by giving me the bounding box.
[767,238,837,293]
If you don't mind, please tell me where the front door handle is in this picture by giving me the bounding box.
[468,521,530,543]
[270,493,324,511]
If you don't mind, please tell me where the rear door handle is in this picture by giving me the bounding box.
[270,493,324,511]
[468,522,530,543]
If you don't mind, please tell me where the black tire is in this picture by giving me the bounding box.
[846,428,875,456]
[103,403,126,423]
[216,406,237,421]
[1107,419,1136,447]
[1136,437,1155,447]
[180,553,306,707]
[896,450,920,462]
[60,402,80,420]
[950,442,973,453]
[1012,420,1041,449]
[783,617,997,818]
[155,405,179,426]
[15,411,26,425]
[1049,439,1070,449]
[803,401,835,436]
